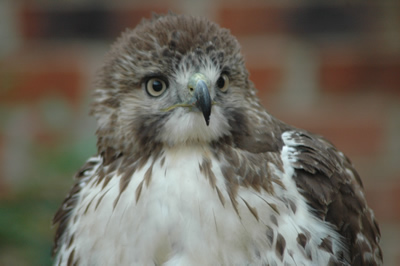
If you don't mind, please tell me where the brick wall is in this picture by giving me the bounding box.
[0,0,399,265]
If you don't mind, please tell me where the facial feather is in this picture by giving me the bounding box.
[92,14,251,153]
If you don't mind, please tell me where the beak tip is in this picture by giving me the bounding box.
[202,111,210,126]
[194,79,212,127]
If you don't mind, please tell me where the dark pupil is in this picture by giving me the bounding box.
[217,76,225,88]
[152,80,163,92]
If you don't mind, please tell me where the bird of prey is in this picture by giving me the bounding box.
[53,14,382,265]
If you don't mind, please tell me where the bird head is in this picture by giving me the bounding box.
[92,14,261,155]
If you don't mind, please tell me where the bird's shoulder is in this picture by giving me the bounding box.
[230,107,382,264]
[277,129,382,265]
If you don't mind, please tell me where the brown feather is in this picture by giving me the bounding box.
[283,131,383,265]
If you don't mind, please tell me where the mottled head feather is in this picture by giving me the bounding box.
[90,14,280,164]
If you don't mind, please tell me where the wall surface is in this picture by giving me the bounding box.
[0,1,399,265]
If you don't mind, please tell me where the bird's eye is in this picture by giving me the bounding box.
[146,78,168,97]
[216,74,229,92]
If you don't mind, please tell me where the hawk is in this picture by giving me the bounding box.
[53,14,382,265]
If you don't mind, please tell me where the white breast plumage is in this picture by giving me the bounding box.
[54,144,345,266]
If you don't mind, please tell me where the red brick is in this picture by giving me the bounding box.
[111,6,172,35]
[0,133,7,196]
[18,2,47,40]
[364,177,400,223]
[216,4,287,36]
[319,48,400,97]
[33,127,59,146]
[0,179,8,198]
[319,51,373,93]
[375,57,400,94]
[247,66,282,95]
[0,48,85,106]
[239,36,286,95]
[289,114,382,157]
[262,97,386,157]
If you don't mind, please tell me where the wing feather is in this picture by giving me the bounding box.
[52,156,102,256]
[282,130,382,265]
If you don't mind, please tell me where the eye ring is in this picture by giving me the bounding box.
[145,77,168,97]
[216,74,229,92]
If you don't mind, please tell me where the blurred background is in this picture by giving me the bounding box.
[0,0,399,265]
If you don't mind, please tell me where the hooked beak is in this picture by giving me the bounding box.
[161,73,213,126]
[193,79,212,126]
